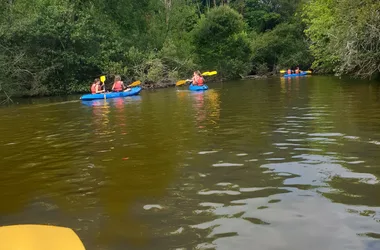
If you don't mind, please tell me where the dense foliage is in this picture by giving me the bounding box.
[0,0,378,98]
[303,0,380,79]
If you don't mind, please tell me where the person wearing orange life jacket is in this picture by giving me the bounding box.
[112,75,125,92]
[192,71,204,86]
[90,78,105,94]
[91,80,97,94]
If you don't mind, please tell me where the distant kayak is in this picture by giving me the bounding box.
[189,84,209,91]
[283,72,308,77]
[80,86,142,100]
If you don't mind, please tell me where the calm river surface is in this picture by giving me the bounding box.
[1,76,380,250]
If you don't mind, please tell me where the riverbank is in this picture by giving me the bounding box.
[241,75,268,80]
[0,74,287,103]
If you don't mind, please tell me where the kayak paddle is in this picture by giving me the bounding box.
[100,75,106,99]
[175,80,189,86]
[203,71,217,76]
[128,80,141,87]
[176,71,218,86]
[280,70,312,74]
[0,224,86,250]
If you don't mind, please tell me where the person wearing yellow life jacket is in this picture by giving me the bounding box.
[112,75,125,92]
[192,71,205,86]
[90,78,104,94]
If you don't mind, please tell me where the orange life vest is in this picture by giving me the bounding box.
[91,83,96,94]
[113,81,123,92]
[194,76,204,86]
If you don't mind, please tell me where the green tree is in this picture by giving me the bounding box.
[192,5,252,78]
[302,0,339,74]
[251,22,313,73]
[303,0,380,78]
[230,0,304,32]
[0,0,124,95]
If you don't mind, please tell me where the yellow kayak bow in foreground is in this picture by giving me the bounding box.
[0,224,86,250]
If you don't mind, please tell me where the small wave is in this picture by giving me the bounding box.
[212,163,244,167]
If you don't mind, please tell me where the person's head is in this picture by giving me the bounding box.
[194,71,201,77]
[94,78,100,84]
[114,75,121,82]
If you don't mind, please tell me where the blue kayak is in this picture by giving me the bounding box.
[81,95,142,106]
[80,86,142,100]
[189,84,209,91]
[283,72,307,77]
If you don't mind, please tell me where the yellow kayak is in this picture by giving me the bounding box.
[0,224,86,250]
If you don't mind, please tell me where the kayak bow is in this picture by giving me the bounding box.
[189,84,209,91]
[0,224,86,250]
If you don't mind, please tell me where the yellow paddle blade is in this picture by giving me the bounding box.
[201,71,210,76]
[176,80,187,86]
[280,70,286,73]
[129,80,141,87]
[100,75,106,83]
[306,70,312,74]
[0,225,86,250]
[207,71,217,76]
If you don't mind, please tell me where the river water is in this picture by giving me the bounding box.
[1,76,380,250]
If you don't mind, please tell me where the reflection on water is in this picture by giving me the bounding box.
[1,77,380,250]
[191,90,220,130]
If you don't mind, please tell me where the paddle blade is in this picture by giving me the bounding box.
[279,70,286,73]
[0,225,86,250]
[100,75,106,83]
[129,80,141,87]
[176,80,187,86]
[306,70,312,74]
[201,71,210,76]
[207,71,217,76]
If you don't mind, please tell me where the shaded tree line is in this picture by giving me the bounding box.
[0,0,378,97]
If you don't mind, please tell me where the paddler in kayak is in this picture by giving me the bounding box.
[192,71,205,86]
[112,75,126,92]
[287,68,292,75]
[112,75,132,92]
[295,67,300,74]
[91,78,105,94]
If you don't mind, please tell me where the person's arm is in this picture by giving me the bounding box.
[96,85,104,93]
[192,76,196,84]
[111,83,115,91]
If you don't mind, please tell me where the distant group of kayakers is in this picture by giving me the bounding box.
[287,67,302,75]
[90,71,205,94]
[90,75,131,94]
